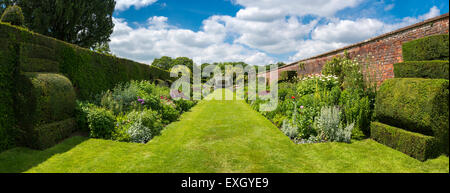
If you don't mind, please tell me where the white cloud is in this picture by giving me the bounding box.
[110,17,275,66]
[233,0,363,17]
[384,4,395,11]
[115,0,158,11]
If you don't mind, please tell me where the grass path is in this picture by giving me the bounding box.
[0,90,448,173]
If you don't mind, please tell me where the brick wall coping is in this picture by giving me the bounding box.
[268,13,449,74]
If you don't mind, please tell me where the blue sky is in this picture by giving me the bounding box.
[110,0,449,66]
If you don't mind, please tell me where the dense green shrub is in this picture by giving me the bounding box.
[174,99,196,113]
[371,122,439,161]
[33,118,77,149]
[87,107,115,139]
[125,109,163,143]
[0,5,24,26]
[402,34,449,61]
[160,104,180,124]
[375,78,449,154]
[340,89,372,138]
[279,71,297,82]
[394,60,449,79]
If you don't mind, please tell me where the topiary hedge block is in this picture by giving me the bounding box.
[375,78,449,154]
[34,118,77,149]
[402,34,449,61]
[394,60,449,80]
[20,58,59,72]
[15,73,76,148]
[371,122,439,161]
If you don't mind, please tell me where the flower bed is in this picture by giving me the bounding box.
[75,80,197,143]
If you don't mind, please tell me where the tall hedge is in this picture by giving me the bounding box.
[0,22,173,101]
[375,78,449,154]
[371,122,439,161]
[402,34,449,61]
[0,37,18,152]
[394,60,449,79]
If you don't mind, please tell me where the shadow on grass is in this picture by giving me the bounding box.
[0,136,88,173]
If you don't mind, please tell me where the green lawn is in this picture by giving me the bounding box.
[0,89,448,173]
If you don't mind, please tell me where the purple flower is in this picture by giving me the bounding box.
[138,98,144,102]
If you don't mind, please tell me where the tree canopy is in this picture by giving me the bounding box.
[0,0,115,49]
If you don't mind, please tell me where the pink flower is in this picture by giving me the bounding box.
[300,106,304,109]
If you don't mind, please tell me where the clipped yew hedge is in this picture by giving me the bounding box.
[394,60,449,80]
[375,78,449,154]
[0,22,172,100]
[15,73,76,149]
[371,122,438,161]
[0,37,18,152]
[402,34,449,61]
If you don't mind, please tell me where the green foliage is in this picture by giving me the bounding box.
[0,5,24,26]
[279,71,297,82]
[0,22,173,101]
[17,73,76,125]
[160,104,180,124]
[314,106,354,143]
[402,34,449,61]
[15,73,76,149]
[322,54,365,91]
[394,60,449,80]
[340,89,372,138]
[0,38,17,152]
[125,109,163,143]
[375,78,449,154]
[174,99,196,113]
[7,0,116,48]
[87,107,115,139]
[33,118,76,149]
[371,122,439,161]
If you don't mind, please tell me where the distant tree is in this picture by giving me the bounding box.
[152,56,174,70]
[0,0,115,49]
[171,57,194,71]
[92,42,113,56]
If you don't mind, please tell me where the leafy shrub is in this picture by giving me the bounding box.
[279,71,297,82]
[0,5,24,26]
[125,109,163,143]
[174,99,196,113]
[161,104,180,124]
[87,107,115,139]
[394,60,449,80]
[371,122,439,161]
[340,89,372,138]
[375,78,449,154]
[402,34,449,61]
[314,106,354,143]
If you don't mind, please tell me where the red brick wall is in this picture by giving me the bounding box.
[261,13,449,85]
